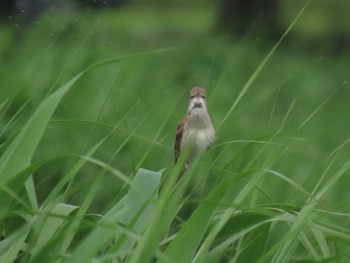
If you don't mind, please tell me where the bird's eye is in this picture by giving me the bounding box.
[190,95,195,99]
[201,96,206,99]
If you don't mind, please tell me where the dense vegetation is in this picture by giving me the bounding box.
[1,2,350,262]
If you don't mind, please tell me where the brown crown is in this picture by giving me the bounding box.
[190,87,206,98]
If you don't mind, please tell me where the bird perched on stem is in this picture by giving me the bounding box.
[174,87,215,178]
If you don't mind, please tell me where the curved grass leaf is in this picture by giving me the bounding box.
[0,73,83,182]
[63,168,161,263]
[0,47,177,263]
[0,46,176,216]
[158,170,253,263]
[217,0,311,131]
[31,203,79,257]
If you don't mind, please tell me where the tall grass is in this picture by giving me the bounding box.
[1,1,350,262]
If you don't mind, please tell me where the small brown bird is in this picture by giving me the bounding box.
[174,87,215,176]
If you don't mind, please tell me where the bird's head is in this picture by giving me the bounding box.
[187,87,208,114]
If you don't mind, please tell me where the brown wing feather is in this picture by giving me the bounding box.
[174,117,186,164]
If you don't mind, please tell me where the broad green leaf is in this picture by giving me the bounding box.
[0,73,84,181]
[128,155,195,263]
[31,203,78,257]
[0,73,84,224]
[111,168,162,260]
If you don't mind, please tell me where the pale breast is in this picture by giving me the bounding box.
[181,126,215,160]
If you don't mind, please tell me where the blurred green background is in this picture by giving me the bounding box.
[1,0,350,213]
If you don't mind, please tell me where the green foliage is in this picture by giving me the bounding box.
[1,1,350,263]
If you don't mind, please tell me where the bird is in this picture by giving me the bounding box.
[174,87,215,178]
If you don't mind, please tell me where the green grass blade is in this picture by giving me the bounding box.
[63,168,161,263]
[0,72,83,181]
[193,174,262,263]
[217,0,311,131]
[109,169,162,260]
[0,156,59,219]
[30,203,79,258]
[234,223,271,262]
[0,45,178,182]
[127,156,193,263]
[158,171,253,263]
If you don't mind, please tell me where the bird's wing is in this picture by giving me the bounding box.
[174,117,186,164]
